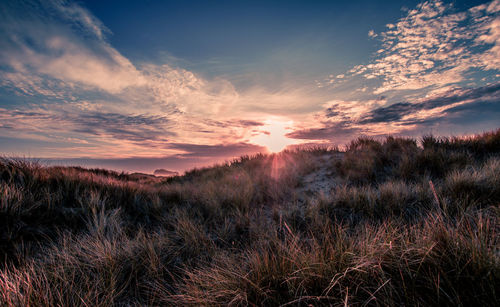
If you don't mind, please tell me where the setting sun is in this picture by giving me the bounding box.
[1,0,498,305]
[251,118,300,153]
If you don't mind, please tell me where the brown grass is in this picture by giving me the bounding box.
[0,129,499,306]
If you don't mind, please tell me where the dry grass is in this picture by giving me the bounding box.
[1,130,499,306]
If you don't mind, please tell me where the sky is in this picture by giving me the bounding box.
[0,0,499,173]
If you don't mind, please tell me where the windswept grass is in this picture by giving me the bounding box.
[1,129,499,306]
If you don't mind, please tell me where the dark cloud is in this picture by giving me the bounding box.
[359,102,414,124]
[286,122,362,141]
[67,111,175,141]
[1,108,175,142]
[397,117,443,126]
[446,99,500,114]
[202,119,264,129]
[1,105,267,159]
[236,120,264,127]
[443,100,500,126]
[324,107,341,118]
[420,83,500,109]
[10,110,48,117]
[287,83,500,142]
[360,83,500,124]
[75,112,170,126]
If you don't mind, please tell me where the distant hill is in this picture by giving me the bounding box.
[153,168,179,177]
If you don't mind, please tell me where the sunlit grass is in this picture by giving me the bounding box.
[0,129,499,306]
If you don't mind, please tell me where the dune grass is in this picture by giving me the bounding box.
[1,129,499,306]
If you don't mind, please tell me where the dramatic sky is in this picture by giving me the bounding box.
[1,0,499,173]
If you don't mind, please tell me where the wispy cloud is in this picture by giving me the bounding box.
[344,0,500,93]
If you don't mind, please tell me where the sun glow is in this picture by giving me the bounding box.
[252,118,300,153]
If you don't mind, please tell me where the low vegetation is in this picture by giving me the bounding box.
[1,129,499,306]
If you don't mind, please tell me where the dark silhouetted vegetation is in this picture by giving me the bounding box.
[1,129,499,306]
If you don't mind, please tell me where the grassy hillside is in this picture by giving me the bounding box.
[1,130,499,306]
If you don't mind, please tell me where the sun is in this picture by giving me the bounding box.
[251,118,300,152]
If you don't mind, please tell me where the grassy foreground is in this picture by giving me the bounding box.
[1,130,499,306]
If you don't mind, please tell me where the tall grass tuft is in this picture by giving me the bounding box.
[1,129,499,306]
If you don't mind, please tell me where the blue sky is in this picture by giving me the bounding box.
[0,0,499,173]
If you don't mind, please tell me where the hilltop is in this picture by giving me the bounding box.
[154,169,180,177]
[1,129,499,306]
